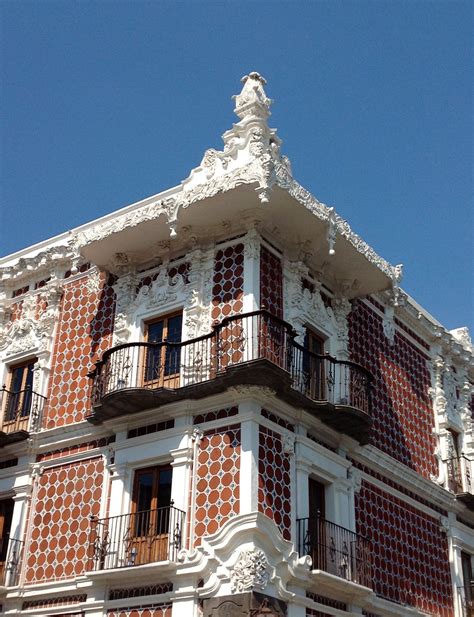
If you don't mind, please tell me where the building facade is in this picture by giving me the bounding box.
[0,72,472,617]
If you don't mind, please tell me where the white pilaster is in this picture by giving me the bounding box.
[239,400,261,514]
[243,228,261,312]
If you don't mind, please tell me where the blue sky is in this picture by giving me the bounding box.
[1,1,472,332]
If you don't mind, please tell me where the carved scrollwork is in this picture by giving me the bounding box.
[230,549,270,593]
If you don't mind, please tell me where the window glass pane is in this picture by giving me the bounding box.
[10,367,25,392]
[164,315,182,376]
[147,321,164,343]
[136,472,154,512]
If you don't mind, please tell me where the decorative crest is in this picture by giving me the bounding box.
[233,72,272,120]
[230,548,270,593]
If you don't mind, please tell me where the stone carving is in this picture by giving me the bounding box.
[230,549,270,593]
[112,270,138,345]
[382,305,396,346]
[327,208,337,256]
[0,280,63,356]
[72,73,402,296]
[450,327,473,352]
[85,268,102,295]
[233,72,272,120]
[282,433,295,455]
[429,358,448,418]
[133,265,187,310]
[243,228,261,261]
[330,297,351,357]
[0,244,73,286]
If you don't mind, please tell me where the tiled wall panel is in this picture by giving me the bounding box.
[349,300,437,479]
[45,272,115,428]
[260,246,282,317]
[355,481,453,616]
[211,243,244,321]
[258,425,291,540]
[25,457,104,583]
[194,425,240,545]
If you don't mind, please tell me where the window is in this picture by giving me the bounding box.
[305,479,327,572]
[2,360,36,426]
[0,499,14,578]
[144,312,182,387]
[303,329,326,400]
[129,465,173,565]
[461,552,473,607]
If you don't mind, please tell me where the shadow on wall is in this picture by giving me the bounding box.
[349,300,437,479]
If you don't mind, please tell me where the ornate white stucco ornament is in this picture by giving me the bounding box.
[230,549,270,593]
[233,72,272,120]
[450,327,473,353]
[382,305,396,346]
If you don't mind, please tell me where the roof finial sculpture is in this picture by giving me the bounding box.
[233,72,272,120]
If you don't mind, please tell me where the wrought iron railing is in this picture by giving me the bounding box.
[0,537,24,586]
[458,583,474,617]
[296,516,372,588]
[445,456,473,495]
[0,386,46,435]
[91,310,372,414]
[89,505,185,570]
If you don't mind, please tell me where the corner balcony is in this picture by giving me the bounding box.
[0,387,46,447]
[445,455,474,509]
[88,505,184,572]
[296,516,372,589]
[89,310,373,442]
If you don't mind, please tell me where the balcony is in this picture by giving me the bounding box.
[296,516,372,589]
[0,537,24,588]
[458,583,474,617]
[89,505,185,571]
[0,387,46,447]
[89,310,373,442]
[445,456,474,509]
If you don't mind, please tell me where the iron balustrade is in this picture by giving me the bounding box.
[0,537,24,587]
[296,516,372,588]
[91,310,372,414]
[0,386,46,434]
[458,583,474,617]
[445,455,473,495]
[89,505,185,570]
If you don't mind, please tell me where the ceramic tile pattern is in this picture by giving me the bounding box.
[258,425,291,540]
[260,246,283,317]
[45,273,115,428]
[25,457,104,583]
[355,481,453,615]
[349,300,437,479]
[194,425,241,545]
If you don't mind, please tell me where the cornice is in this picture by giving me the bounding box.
[352,444,458,514]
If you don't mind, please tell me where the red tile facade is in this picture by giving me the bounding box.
[355,481,453,616]
[258,426,291,540]
[45,272,115,428]
[194,425,241,545]
[211,243,244,321]
[260,245,283,317]
[25,457,104,583]
[349,300,437,479]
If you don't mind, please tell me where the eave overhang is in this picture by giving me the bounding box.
[76,170,398,299]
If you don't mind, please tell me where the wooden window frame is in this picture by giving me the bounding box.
[128,464,173,565]
[304,328,326,400]
[2,359,36,428]
[143,311,183,388]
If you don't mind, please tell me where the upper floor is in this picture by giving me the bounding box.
[0,72,472,505]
